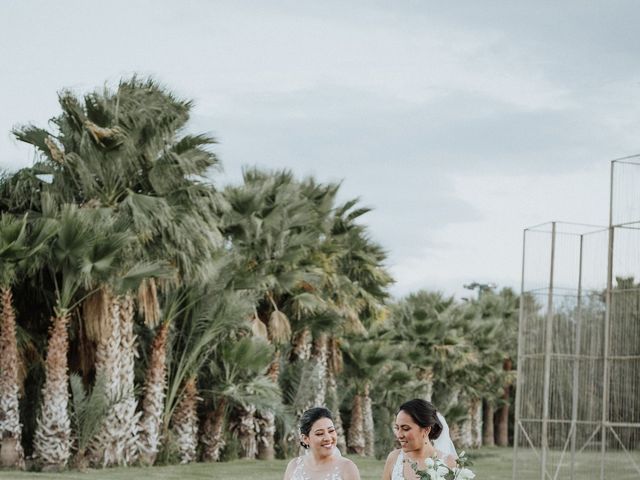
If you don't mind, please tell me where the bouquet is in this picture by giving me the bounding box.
[409,451,475,480]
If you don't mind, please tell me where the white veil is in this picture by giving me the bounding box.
[433,412,457,462]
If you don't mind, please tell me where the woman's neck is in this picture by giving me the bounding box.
[404,443,435,462]
[308,449,335,465]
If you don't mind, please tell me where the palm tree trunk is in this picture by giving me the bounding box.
[418,367,434,402]
[138,322,169,466]
[458,420,473,449]
[482,400,495,447]
[326,368,346,453]
[457,396,478,449]
[496,399,510,446]
[363,383,375,457]
[0,286,25,469]
[80,287,110,382]
[288,327,316,455]
[448,388,463,448]
[256,410,276,460]
[235,405,258,459]
[310,333,328,408]
[201,398,226,462]
[88,294,141,466]
[347,393,365,456]
[117,295,141,464]
[334,407,347,455]
[496,358,512,446]
[469,397,482,448]
[172,377,199,464]
[77,316,96,384]
[88,294,122,467]
[291,327,312,361]
[33,310,72,470]
[256,350,279,460]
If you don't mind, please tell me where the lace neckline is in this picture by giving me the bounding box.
[293,455,341,480]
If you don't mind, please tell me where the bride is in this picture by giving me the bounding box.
[283,407,361,480]
[381,399,458,480]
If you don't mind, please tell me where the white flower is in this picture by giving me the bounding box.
[457,467,476,479]
[427,468,444,480]
[426,457,435,468]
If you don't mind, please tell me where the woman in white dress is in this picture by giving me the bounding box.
[381,399,458,480]
[283,407,361,480]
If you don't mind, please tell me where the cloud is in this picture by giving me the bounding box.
[1,1,638,299]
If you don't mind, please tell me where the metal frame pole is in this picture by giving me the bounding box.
[600,161,615,479]
[512,228,527,480]
[570,234,584,480]
[541,222,557,480]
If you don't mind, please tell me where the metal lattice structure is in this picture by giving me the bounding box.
[513,158,640,480]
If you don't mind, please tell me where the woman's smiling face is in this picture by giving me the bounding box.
[394,409,429,452]
[302,417,337,456]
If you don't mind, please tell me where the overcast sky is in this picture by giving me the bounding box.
[1,1,639,297]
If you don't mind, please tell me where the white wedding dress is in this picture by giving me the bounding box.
[290,448,344,480]
[391,413,458,479]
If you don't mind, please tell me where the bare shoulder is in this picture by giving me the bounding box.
[339,456,361,480]
[381,449,401,480]
[339,456,359,469]
[385,448,401,464]
[285,456,300,469]
[283,457,301,480]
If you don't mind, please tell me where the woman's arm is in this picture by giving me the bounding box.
[381,450,399,480]
[342,458,362,480]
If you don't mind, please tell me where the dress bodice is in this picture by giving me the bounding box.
[290,455,343,480]
[391,450,405,480]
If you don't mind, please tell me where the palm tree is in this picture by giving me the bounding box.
[13,78,226,466]
[0,214,33,469]
[382,291,480,449]
[32,205,130,470]
[342,337,390,456]
[68,372,111,469]
[384,291,457,403]
[200,336,284,462]
[0,213,54,469]
[492,288,519,447]
[463,286,519,447]
[312,199,391,455]
[137,322,169,466]
[326,336,347,453]
[461,310,501,448]
[86,291,141,467]
[82,259,172,468]
[223,170,333,459]
[161,281,250,463]
[172,376,199,464]
[13,75,225,332]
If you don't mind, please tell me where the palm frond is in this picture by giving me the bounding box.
[69,372,112,454]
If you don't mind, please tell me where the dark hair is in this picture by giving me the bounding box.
[299,407,334,449]
[397,399,442,440]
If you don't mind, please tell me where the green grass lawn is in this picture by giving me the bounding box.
[0,447,512,479]
[2,447,639,479]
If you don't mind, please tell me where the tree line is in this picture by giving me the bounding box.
[0,78,518,471]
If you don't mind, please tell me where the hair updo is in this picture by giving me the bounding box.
[298,407,334,449]
[397,399,443,440]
